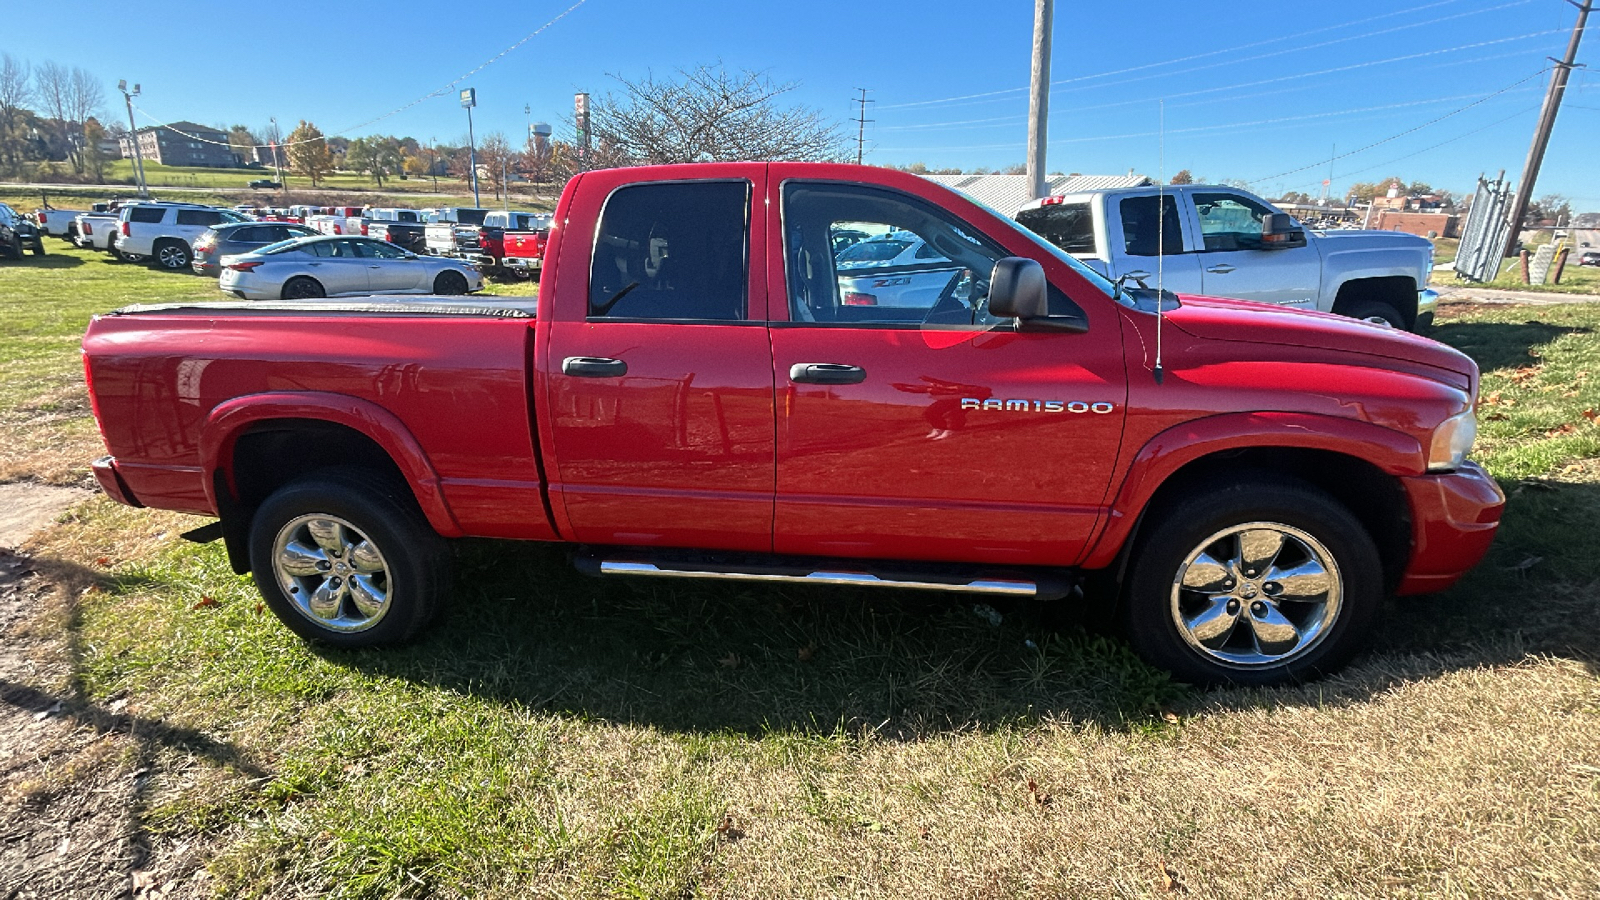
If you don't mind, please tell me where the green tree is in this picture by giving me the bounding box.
[286,120,333,186]
[81,116,107,182]
[228,125,258,165]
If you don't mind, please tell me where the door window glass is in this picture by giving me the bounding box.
[128,207,165,224]
[357,239,405,259]
[1193,192,1276,251]
[588,181,749,321]
[228,226,263,243]
[1118,195,1182,257]
[176,209,223,227]
[1015,202,1096,254]
[783,182,1009,326]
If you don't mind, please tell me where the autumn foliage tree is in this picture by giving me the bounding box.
[286,120,333,186]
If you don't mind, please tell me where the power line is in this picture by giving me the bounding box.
[878,0,1518,111]
[127,0,593,151]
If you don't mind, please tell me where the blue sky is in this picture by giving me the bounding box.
[8,0,1597,208]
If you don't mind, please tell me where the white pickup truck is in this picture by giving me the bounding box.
[1015,184,1437,331]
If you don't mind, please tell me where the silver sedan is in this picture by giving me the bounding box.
[218,235,483,300]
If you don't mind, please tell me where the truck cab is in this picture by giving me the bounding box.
[1016,185,1437,331]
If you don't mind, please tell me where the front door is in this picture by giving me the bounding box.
[768,175,1127,567]
[1189,191,1321,307]
[543,171,775,551]
[305,239,371,295]
[1104,192,1204,296]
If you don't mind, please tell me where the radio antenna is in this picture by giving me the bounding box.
[1154,99,1166,385]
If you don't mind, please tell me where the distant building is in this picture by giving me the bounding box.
[118,121,239,168]
[921,173,1152,217]
[1368,191,1458,238]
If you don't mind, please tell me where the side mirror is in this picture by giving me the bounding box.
[403,251,417,259]
[988,257,1088,333]
[1261,213,1307,249]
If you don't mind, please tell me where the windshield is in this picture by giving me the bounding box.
[456,209,489,226]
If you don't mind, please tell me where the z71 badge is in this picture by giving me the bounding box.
[961,398,1116,414]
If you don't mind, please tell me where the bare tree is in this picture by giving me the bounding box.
[0,53,32,170]
[477,132,513,201]
[67,67,103,127]
[588,65,845,166]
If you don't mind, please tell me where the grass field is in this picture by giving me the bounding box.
[2,241,1598,897]
[1431,233,1600,294]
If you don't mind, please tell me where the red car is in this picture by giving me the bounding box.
[81,163,1503,685]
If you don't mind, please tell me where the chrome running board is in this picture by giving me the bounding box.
[590,559,1040,596]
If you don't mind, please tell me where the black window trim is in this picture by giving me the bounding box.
[584,177,754,325]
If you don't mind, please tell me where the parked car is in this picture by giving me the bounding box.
[501,222,552,280]
[191,221,319,276]
[457,210,548,274]
[115,202,250,270]
[217,234,482,300]
[247,179,282,189]
[833,230,965,308]
[423,207,491,257]
[308,207,366,236]
[83,162,1503,687]
[36,201,111,240]
[1015,184,1438,331]
[1580,251,1600,267]
[0,202,45,258]
[355,209,428,254]
[74,206,143,260]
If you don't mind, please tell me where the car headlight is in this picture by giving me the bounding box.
[1428,409,1478,472]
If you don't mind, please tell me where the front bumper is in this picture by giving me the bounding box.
[1396,460,1504,595]
[1416,288,1439,329]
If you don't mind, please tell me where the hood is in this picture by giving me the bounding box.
[1166,294,1474,387]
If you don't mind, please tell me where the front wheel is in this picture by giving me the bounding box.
[152,239,191,270]
[248,468,450,647]
[281,276,325,300]
[1342,299,1406,330]
[1120,478,1382,686]
[433,270,469,295]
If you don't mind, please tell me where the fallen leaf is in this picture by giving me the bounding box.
[95,556,111,567]
[1483,412,1509,421]
[1026,777,1052,807]
[131,870,158,891]
[1481,390,1502,406]
[253,602,264,614]
[192,596,219,610]
[1156,860,1188,894]
[1584,409,1598,422]
[796,643,817,662]
[718,652,741,669]
[1161,710,1180,725]
[1506,555,1543,573]
[1548,423,1576,436]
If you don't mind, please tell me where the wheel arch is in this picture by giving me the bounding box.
[201,392,463,572]
[1084,413,1421,592]
[1331,275,1418,329]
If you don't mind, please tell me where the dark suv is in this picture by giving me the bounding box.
[0,202,46,259]
[1580,250,1600,268]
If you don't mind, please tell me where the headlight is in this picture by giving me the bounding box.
[1428,409,1477,472]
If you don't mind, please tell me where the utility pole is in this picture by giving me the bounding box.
[853,88,873,165]
[1504,0,1591,255]
[117,80,148,199]
[1026,0,1054,201]
[461,88,480,207]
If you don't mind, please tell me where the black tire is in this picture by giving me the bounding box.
[29,241,45,257]
[434,270,469,295]
[152,239,190,270]
[118,250,146,264]
[1119,477,1382,686]
[281,276,326,300]
[5,235,20,260]
[1341,299,1406,330]
[248,467,450,648]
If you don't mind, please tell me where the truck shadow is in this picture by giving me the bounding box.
[326,476,1599,735]
[1429,316,1591,373]
[2,253,84,270]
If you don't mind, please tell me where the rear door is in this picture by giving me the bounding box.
[1103,193,1203,295]
[767,172,1127,566]
[541,167,776,550]
[303,239,370,295]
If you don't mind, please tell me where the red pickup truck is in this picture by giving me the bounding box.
[80,163,1503,685]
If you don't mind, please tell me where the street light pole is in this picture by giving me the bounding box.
[269,116,284,193]
[461,88,480,207]
[117,80,149,199]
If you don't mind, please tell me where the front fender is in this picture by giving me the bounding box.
[200,391,463,537]
[1080,411,1423,569]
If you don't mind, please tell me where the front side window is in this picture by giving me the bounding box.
[783,182,1008,326]
[1119,195,1183,257]
[176,209,223,227]
[1193,192,1276,251]
[357,240,405,259]
[588,181,749,321]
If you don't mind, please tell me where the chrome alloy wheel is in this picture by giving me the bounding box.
[270,514,392,633]
[1170,522,1342,669]
[157,244,187,268]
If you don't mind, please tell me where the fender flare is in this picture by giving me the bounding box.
[200,391,463,537]
[1080,411,1423,569]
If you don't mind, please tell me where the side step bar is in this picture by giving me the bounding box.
[575,550,1076,600]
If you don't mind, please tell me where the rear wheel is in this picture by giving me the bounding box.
[152,239,190,270]
[117,249,146,263]
[282,276,325,300]
[434,270,469,295]
[5,235,20,259]
[1119,478,1382,686]
[248,467,450,647]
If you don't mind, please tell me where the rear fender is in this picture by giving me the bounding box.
[199,391,463,537]
[1081,411,1423,569]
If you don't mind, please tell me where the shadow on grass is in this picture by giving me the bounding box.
[313,476,1599,735]
[2,253,84,270]
[1431,318,1593,372]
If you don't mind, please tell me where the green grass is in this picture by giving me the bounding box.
[1430,234,1600,294]
[4,256,1600,896]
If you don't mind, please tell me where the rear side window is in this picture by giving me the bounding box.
[1015,202,1096,254]
[129,207,165,224]
[228,226,263,243]
[1119,195,1183,257]
[456,209,489,226]
[176,209,223,227]
[396,210,419,223]
[588,181,749,321]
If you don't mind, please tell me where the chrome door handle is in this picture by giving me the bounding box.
[1206,264,1236,274]
[790,363,866,385]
